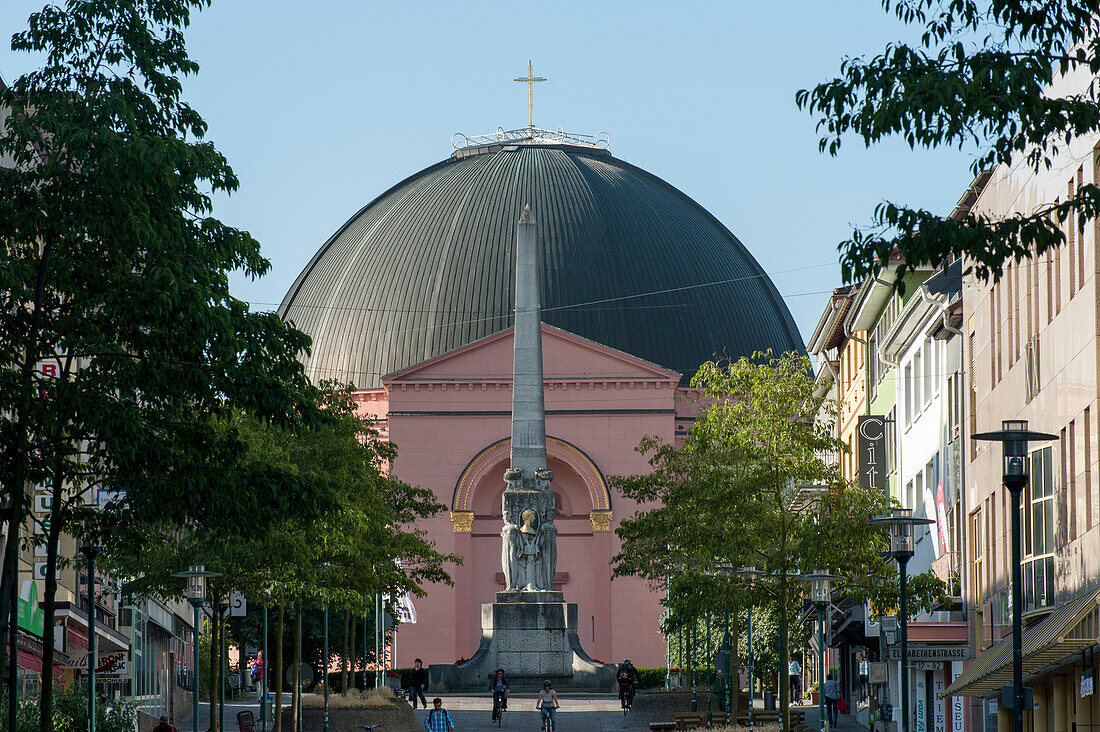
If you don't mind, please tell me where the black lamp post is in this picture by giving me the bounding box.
[261,589,270,732]
[324,604,330,732]
[730,566,763,731]
[802,569,841,732]
[173,565,220,732]
[973,420,1056,732]
[870,508,934,732]
[81,545,101,732]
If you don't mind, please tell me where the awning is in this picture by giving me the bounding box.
[942,588,1100,697]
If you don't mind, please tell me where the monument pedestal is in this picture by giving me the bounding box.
[429,592,614,691]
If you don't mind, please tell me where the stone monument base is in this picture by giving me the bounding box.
[429,594,615,691]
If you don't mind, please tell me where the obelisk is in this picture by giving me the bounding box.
[500,206,558,595]
[436,207,609,689]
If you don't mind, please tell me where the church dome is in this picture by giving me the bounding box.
[279,130,804,387]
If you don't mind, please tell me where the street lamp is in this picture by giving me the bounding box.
[973,420,1056,732]
[870,508,934,732]
[173,565,220,732]
[802,569,841,732]
[81,545,101,732]
[324,604,330,732]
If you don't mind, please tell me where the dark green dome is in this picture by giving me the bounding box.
[278,133,803,387]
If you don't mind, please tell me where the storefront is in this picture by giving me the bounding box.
[944,588,1100,732]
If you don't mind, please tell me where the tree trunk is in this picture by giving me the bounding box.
[346,612,357,695]
[778,582,789,732]
[273,605,284,732]
[38,458,68,732]
[292,601,302,732]
[340,610,350,694]
[730,608,741,723]
[221,611,226,732]
[1,238,52,718]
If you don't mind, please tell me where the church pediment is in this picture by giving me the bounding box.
[382,324,681,386]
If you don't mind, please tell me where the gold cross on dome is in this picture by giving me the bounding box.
[514,60,546,128]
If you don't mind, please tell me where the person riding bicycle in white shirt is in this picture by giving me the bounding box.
[536,680,559,730]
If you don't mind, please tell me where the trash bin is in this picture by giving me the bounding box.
[764,691,776,710]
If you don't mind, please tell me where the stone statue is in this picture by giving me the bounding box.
[501,468,557,592]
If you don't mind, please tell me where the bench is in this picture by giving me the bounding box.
[674,713,707,730]
[737,709,806,726]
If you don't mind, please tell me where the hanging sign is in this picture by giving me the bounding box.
[857,416,887,492]
[888,645,970,661]
[1083,668,1094,697]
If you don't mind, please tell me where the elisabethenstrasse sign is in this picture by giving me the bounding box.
[886,645,970,661]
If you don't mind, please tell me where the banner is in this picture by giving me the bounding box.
[857,416,887,492]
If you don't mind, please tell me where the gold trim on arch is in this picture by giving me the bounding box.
[452,436,611,516]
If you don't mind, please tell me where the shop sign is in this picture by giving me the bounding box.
[66,650,128,675]
[17,580,44,636]
[857,416,887,492]
[1083,668,1094,697]
[887,645,970,661]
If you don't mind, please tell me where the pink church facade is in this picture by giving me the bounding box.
[354,324,699,670]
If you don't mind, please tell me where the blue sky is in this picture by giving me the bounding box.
[0,1,977,343]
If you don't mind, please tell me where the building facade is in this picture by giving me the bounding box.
[945,64,1100,732]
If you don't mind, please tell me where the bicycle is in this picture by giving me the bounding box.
[618,679,635,715]
[538,706,554,732]
[491,690,507,726]
[358,725,382,730]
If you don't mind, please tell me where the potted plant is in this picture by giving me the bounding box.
[809,681,820,705]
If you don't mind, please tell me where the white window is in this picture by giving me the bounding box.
[913,349,922,410]
[923,341,933,404]
[904,363,913,426]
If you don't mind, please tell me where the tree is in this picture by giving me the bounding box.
[613,352,944,731]
[0,2,322,728]
[796,0,1100,284]
[110,385,456,731]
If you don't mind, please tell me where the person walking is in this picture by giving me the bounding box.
[251,651,265,695]
[857,652,869,702]
[788,655,802,701]
[823,673,841,727]
[423,698,455,731]
[153,715,176,732]
[409,658,429,709]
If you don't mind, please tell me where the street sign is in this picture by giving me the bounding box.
[33,561,60,580]
[868,662,888,684]
[286,662,314,686]
[887,645,970,661]
[228,590,246,617]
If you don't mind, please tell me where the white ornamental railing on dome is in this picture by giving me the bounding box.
[451,126,611,152]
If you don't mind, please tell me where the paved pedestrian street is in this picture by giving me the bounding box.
[410,693,625,731]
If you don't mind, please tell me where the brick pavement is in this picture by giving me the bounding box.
[410,693,630,731]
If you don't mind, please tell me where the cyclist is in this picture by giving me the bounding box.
[535,680,559,730]
[489,668,510,722]
[618,658,640,710]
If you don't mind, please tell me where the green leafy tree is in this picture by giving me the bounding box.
[796,0,1100,284]
[613,352,944,730]
[111,385,455,732]
[0,2,326,727]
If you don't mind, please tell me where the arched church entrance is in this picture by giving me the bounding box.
[451,437,613,662]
